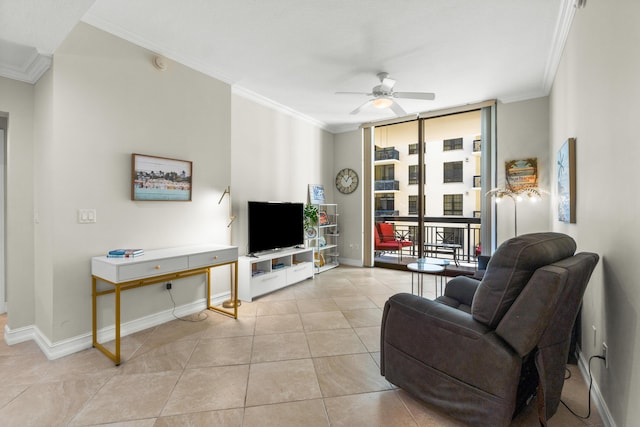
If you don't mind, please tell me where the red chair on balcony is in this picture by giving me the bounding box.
[374,223,413,260]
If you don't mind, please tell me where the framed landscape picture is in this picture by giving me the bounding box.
[132,153,192,201]
[557,138,576,223]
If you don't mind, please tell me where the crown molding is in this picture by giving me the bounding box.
[0,50,52,84]
[232,85,331,132]
[542,0,578,94]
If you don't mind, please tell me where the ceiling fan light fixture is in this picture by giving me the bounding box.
[372,97,393,109]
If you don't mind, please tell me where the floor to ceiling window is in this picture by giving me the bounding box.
[369,103,495,271]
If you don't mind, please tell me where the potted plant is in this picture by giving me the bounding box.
[303,204,319,237]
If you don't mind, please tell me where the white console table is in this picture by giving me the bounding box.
[91,244,238,365]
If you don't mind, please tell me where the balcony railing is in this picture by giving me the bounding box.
[375,180,400,191]
[375,210,399,217]
[375,148,400,161]
[377,215,482,264]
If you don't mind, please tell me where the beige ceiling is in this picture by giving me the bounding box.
[0,0,580,133]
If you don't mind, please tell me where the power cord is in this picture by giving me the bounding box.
[560,354,606,420]
[165,283,209,322]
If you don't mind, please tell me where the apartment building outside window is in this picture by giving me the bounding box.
[443,137,463,151]
[443,161,463,183]
[408,143,425,155]
[408,165,419,185]
[408,195,425,215]
[443,194,463,216]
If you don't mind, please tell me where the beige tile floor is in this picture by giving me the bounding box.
[0,266,604,426]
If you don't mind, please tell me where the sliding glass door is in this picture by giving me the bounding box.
[369,103,495,270]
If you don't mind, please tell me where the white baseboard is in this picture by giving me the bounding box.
[3,292,230,360]
[576,347,616,427]
[339,257,363,267]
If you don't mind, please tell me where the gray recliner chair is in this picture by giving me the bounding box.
[380,232,599,427]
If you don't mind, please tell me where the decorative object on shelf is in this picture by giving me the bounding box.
[132,153,192,201]
[557,138,576,223]
[318,211,329,226]
[308,184,326,204]
[303,203,319,235]
[487,186,547,236]
[314,252,325,267]
[318,236,326,247]
[335,167,359,194]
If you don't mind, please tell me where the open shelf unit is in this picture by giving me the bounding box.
[308,203,339,273]
[238,247,314,301]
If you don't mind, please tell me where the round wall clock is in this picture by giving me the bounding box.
[335,168,359,194]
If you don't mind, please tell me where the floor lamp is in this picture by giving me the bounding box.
[487,186,545,236]
[218,186,240,308]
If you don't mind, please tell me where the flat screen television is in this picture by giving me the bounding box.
[248,201,304,255]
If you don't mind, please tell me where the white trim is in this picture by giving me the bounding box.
[3,292,230,360]
[81,12,236,86]
[542,0,577,94]
[83,12,333,134]
[339,257,363,267]
[232,86,330,132]
[0,52,51,84]
[0,128,5,313]
[576,346,616,427]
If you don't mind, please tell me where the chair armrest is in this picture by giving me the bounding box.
[381,293,521,397]
[442,276,480,307]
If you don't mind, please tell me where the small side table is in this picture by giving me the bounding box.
[407,262,445,298]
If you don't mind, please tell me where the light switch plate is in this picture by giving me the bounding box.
[78,209,97,223]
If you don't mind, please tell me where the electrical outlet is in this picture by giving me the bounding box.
[602,342,609,368]
[166,282,172,290]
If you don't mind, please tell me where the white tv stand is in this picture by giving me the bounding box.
[238,247,314,301]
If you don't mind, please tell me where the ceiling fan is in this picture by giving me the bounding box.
[336,72,435,116]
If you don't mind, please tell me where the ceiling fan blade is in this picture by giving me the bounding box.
[350,100,372,115]
[390,101,407,116]
[393,91,436,100]
[336,91,373,96]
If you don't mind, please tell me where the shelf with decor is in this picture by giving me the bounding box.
[308,203,339,273]
[238,247,314,302]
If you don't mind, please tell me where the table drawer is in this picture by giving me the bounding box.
[117,256,188,282]
[189,248,237,268]
[287,262,313,284]
[251,269,286,297]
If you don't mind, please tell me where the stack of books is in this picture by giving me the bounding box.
[107,249,144,258]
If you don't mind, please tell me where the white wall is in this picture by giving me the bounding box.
[334,130,363,266]
[496,97,551,244]
[230,93,335,256]
[550,2,640,425]
[5,22,234,345]
[2,22,339,352]
[0,77,36,330]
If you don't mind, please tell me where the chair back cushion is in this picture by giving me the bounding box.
[377,223,396,242]
[471,232,577,328]
[374,225,382,244]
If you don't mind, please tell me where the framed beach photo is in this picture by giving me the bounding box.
[132,153,192,201]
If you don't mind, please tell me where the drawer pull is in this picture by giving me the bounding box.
[154,265,161,270]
